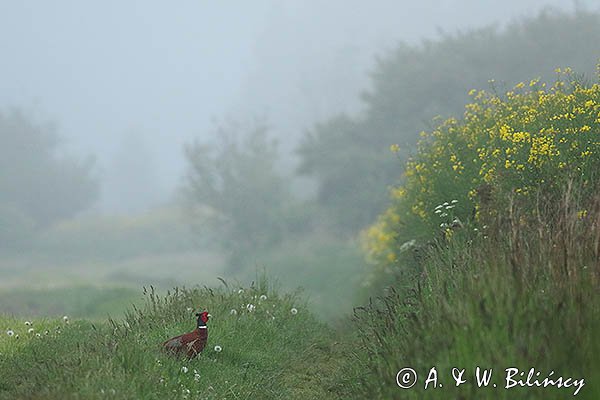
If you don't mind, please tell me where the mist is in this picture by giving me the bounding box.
[1,0,599,318]
[3,2,600,396]
[0,0,587,213]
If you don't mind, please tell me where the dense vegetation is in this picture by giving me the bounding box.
[0,282,358,399]
[354,67,600,398]
[298,10,600,232]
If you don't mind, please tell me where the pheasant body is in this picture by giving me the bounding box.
[162,311,209,359]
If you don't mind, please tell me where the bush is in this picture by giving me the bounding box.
[299,10,600,233]
[363,67,600,279]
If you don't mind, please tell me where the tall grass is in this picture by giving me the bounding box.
[353,185,600,399]
[0,279,358,399]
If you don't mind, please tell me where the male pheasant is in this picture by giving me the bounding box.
[162,311,209,359]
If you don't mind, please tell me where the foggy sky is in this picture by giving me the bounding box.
[0,1,593,214]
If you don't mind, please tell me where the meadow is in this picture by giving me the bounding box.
[2,67,600,398]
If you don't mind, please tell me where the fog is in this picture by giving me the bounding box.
[0,0,587,212]
[1,1,599,318]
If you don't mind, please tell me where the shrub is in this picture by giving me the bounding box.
[363,67,600,279]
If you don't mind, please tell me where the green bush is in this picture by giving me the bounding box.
[363,68,600,277]
[298,10,600,232]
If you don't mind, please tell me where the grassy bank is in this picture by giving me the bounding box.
[0,281,359,399]
[353,192,600,399]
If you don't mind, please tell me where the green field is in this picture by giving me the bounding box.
[0,281,360,399]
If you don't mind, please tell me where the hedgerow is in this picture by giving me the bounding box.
[363,66,600,278]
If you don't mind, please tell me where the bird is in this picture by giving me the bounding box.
[162,311,209,359]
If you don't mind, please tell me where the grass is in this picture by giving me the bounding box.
[3,70,600,398]
[1,200,598,399]
[0,287,142,319]
[0,280,360,399]
[353,190,600,399]
[255,233,365,319]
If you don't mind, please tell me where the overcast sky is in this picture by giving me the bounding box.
[0,1,594,213]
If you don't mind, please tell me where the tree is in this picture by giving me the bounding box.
[183,120,290,269]
[297,9,600,232]
[0,109,98,233]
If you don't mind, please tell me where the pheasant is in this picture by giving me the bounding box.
[162,311,209,359]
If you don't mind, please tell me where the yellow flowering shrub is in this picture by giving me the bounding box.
[363,68,600,271]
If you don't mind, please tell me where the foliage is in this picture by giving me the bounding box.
[0,282,359,399]
[0,109,97,233]
[184,120,291,270]
[255,232,365,319]
[353,190,600,399]
[364,68,600,275]
[298,10,600,232]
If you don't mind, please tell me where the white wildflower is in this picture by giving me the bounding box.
[399,239,416,252]
[35,333,41,338]
[181,366,188,373]
[434,209,442,214]
[445,205,455,210]
[63,316,69,323]
[24,321,32,326]
[259,294,267,301]
[290,308,298,315]
[246,304,255,312]
[440,212,448,217]
[28,328,34,334]
[237,289,244,294]
[443,202,449,206]
[186,307,193,312]
[214,345,222,353]
[230,309,237,316]
[435,204,443,210]
[451,199,459,204]
[6,329,14,337]
[194,372,201,382]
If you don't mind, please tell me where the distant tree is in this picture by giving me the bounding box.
[183,119,291,269]
[0,109,98,232]
[297,9,600,232]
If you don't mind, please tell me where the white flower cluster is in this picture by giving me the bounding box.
[434,200,463,229]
